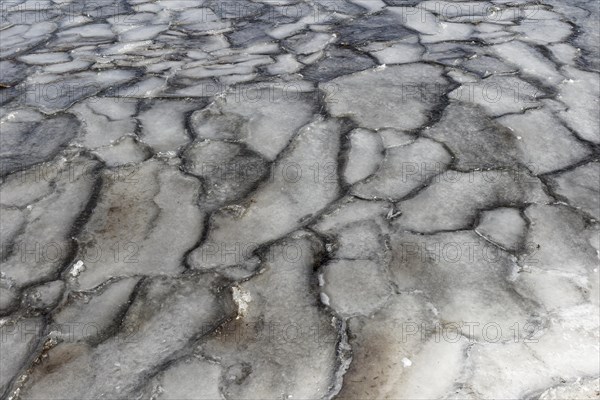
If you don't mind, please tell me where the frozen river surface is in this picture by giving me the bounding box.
[1,0,599,398]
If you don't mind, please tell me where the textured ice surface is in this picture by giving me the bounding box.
[1,0,599,398]
[138,100,202,153]
[302,47,376,81]
[393,170,550,232]
[141,356,223,400]
[475,207,526,251]
[0,111,80,176]
[352,137,452,200]
[424,102,522,169]
[188,118,343,270]
[183,141,269,211]
[548,162,600,219]
[199,235,340,399]
[74,159,204,290]
[497,109,591,173]
[343,129,384,185]
[1,155,100,287]
[19,274,234,399]
[321,259,393,317]
[189,87,315,160]
[322,64,449,130]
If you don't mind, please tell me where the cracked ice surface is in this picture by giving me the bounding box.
[0,0,599,398]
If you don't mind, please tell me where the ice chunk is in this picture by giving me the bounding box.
[22,280,64,312]
[71,98,138,149]
[529,304,600,382]
[74,159,204,290]
[378,128,415,148]
[510,19,572,45]
[321,259,392,316]
[390,230,532,340]
[462,55,517,77]
[0,207,26,262]
[343,128,384,185]
[424,102,521,169]
[521,204,598,275]
[556,67,600,144]
[514,267,589,311]
[422,41,477,61]
[389,7,441,35]
[0,279,20,315]
[467,305,600,398]
[334,220,388,260]
[22,70,136,112]
[188,118,342,269]
[18,52,70,65]
[393,170,549,233]
[1,22,56,58]
[492,41,563,85]
[1,156,100,287]
[140,357,223,400]
[53,278,140,343]
[182,140,269,210]
[55,23,114,42]
[476,207,526,251]
[322,64,449,130]
[548,43,579,65]
[336,11,412,45]
[20,274,235,399]
[548,161,600,219]
[390,7,473,42]
[138,100,204,153]
[43,60,92,74]
[92,136,150,167]
[512,205,598,309]
[0,113,79,176]
[301,46,376,81]
[349,0,386,13]
[120,25,168,42]
[368,42,424,64]
[391,338,467,399]
[200,235,339,399]
[189,104,247,141]
[352,138,452,200]
[68,260,85,278]
[0,317,44,395]
[266,54,302,75]
[227,21,271,47]
[337,294,437,397]
[177,57,271,80]
[448,75,542,116]
[311,196,391,233]
[0,161,54,207]
[174,8,231,33]
[283,32,334,55]
[535,377,600,400]
[467,342,554,399]
[189,86,315,160]
[0,61,26,86]
[497,108,591,174]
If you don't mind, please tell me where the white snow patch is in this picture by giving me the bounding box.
[70,260,85,277]
[320,292,330,306]
[232,285,252,319]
